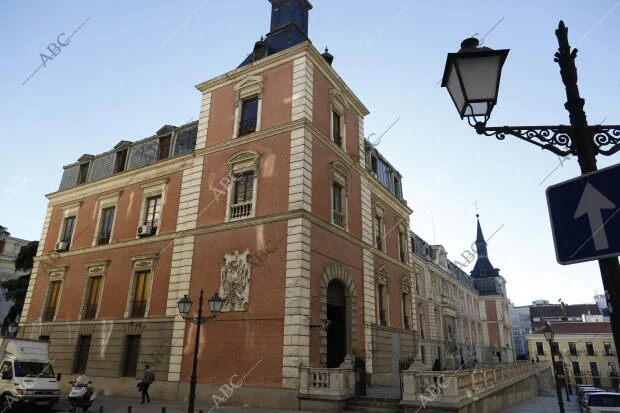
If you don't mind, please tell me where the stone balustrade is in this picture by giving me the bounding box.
[402,362,533,404]
[298,366,355,397]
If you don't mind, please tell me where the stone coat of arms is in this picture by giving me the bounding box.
[219,250,251,312]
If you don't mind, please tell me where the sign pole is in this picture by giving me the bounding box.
[555,22,620,369]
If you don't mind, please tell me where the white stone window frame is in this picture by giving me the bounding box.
[124,254,158,319]
[329,88,348,150]
[79,261,109,320]
[330,161,350,231]
[397,222,408,264]
[225,150,261,222]
[92,192,121,246]
[55,202,81,250]
[373,204,386,253]
[137,179,169,238]
[401,276,413,330]
[375,266,390,327]
[41,266,67,322]
[232,75,264,139]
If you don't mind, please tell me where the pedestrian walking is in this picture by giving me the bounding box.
[138,364,155,404]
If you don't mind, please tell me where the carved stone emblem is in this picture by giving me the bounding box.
[219,250,251,312]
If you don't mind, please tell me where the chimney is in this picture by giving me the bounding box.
[269,0,313,36]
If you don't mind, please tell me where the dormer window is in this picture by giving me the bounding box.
[77,163,89,185]
[393,176,402,198]
[159,135,171,160]
[114,148,128,173]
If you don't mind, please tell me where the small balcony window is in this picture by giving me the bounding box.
[230,171,254,220]
[238,97,259,137]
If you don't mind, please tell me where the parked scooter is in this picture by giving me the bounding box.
[68,375,97,412]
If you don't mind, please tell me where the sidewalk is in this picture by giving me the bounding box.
[52,396,328,413]
[501,396,581,412]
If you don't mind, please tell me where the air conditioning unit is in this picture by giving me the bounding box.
[55,241,69,252]
[137,223,153,237]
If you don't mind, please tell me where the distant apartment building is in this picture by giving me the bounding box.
[530,302,602,330]
[508,302,531,360]
[527,322,618,390]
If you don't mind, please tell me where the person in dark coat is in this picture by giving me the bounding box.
[432,358,441,384]
[138,365,155,404]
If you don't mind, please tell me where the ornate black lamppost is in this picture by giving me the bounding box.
[441,20,620,370]
[177,290,223,413]
[543,324,566,413]
[7,322,19,337]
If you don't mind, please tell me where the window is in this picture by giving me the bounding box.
[159,135,171,160]
[114,148,128,173]
[230,171,255,220]
[97,207,115,245]
[586,342,595,356]
[536,342,544,355]
[378,284,386,326]
[130,271,150,318]
[551,342,560,356]
[398,230,407,263]
[39,336,50,342]
[61,216,76,246]
[568,342,577,356]
[609,362,618,376]
[43,281,62,321]
[402,293,410,330]
[605,342,614,356]
[143,196,161,233]
[83,276,102,320]
[419,309,425,339]
[332,182,345,227]
[374,215,384,251]
[77,162,89,185]
[332,111,342,147]
[590,361,600,377]
[572,361,581,376]
[330,162,349,229]
[121,335,141,377]
[73,336,91,374]
[393,176,402,198]
[238,97,259,137]
[421,345,426,364]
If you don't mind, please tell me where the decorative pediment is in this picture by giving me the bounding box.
[131,254,158,270]
[401,274,412,288]
[233,75,264,104]
[330,88,349,112]
[219,250,252,312]
[77,154,94,163]
[114,140,132,150]
[85,260,110,276]
[375,264,390,284]
[226,150,261,170]
[48,266,68,280]
[157,125,176,136]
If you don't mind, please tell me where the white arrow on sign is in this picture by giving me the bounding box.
[574,182,616,251]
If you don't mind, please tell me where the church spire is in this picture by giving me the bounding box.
[475,214,488,258]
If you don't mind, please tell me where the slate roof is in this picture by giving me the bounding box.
[531,322,612,335]
[530,304,601,319]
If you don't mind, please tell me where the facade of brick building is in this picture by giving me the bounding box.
[19,0,513,408]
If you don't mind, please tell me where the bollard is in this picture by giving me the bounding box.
[128,406,132,413]
[162,408,166,413]
[99,407,104,413]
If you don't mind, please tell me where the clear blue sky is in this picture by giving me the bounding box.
[1,0,619,306]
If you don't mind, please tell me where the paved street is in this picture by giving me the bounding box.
[501,396,581,412]
[49,396,327,413]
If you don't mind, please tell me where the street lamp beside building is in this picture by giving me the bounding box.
[543,324,566,413]
[177,290,223,413]
[441,20,620,370]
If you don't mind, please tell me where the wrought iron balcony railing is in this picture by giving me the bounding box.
[83,303,98,320]
[42,307,56,322]
[379,310,386,326]
[333,210,345,228]
[238,118,257,137]
[131,300,147,318]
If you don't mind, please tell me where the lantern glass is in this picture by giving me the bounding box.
[177,295,192,318]
[543,326,554,342]
[7,323,18,335]
[208,293,223,314]
[442,39,509,119]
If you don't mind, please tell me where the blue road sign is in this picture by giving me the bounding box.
[546,162,620,265]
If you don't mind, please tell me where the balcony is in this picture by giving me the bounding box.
[333,210,345,228]
[83,303,98,320]
[230,201,253,220]
[96,234,111,246]
[238,118,257,137]
[42,307,56,322]
[131,300,147,318]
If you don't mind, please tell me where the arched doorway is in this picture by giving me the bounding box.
[327,280,347,368]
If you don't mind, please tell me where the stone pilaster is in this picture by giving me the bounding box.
[195,91,211,150]
[20,204,53,324]
[291,56,313,122]
[281,217,311,389]
[360,175,375,373]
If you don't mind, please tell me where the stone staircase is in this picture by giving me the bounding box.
[341,396,403,413]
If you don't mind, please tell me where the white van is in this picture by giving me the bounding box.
[0,338,61,411]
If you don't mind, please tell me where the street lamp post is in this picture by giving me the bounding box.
[544,324,566,413]
[7,323,19,337]
[441,20,620,370]
[177,290,223,413]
